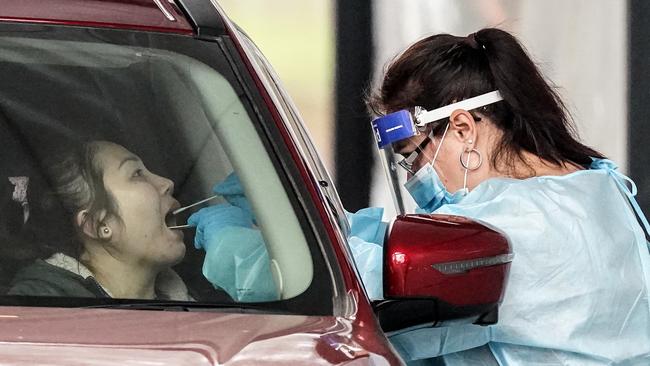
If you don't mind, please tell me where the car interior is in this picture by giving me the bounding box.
[0,35,313,303]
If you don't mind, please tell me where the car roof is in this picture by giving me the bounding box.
[0,0,198,35]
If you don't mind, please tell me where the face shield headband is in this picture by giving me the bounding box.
[371,90,504,149]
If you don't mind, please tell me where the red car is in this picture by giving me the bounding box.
[0,1,511,364]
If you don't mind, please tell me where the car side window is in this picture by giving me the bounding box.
[0,25,320,312]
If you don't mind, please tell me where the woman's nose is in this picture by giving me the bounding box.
[154,174,174,195]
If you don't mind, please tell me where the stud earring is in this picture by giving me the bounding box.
[468,139,473,144]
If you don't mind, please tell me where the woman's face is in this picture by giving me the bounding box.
[94,142,185,269]
[397,128,468,193]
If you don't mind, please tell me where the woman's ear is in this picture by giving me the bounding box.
[449,109,478,150]
[76,209,111,240]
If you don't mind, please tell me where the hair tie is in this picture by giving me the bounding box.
[465,33,485,51]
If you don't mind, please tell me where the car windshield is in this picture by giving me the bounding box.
[0,23,331,315]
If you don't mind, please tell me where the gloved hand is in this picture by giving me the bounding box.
[188,204,278,302]
[212,172,255,224]
[188,203,254,250]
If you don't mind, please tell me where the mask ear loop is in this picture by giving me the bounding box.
[430,123,450,166]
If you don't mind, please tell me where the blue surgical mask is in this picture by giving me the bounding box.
[404,163,468,212]
[403,123,468,212]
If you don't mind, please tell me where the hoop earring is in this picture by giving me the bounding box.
[460,149,483,192]
[459,149,483,171]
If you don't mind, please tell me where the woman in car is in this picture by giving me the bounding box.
[8,141,192,301]
[359,28,650,364]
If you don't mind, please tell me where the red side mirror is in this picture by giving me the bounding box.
[376,214,512,330]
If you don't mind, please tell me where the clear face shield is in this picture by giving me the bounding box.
[371,91,503,215]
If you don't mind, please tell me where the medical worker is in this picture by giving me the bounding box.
[189,27,650,364]
[366,28,650,365]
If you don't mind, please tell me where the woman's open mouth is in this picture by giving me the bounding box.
[164,203,185,239]
[165,211,177,228]
[164,200,181,229]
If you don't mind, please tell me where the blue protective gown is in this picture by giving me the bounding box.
[369,159,650,365]
[194,161,650,363]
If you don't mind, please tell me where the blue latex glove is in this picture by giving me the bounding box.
[188,203,254,250]
[188,204,277,302]
[213,173,255,224]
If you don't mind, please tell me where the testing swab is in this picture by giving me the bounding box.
[168,224,193,230]
[173,194,219,215]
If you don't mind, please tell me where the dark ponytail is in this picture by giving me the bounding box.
[368,27,603,174]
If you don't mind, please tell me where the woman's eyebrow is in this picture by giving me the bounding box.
[118,156,141,169]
